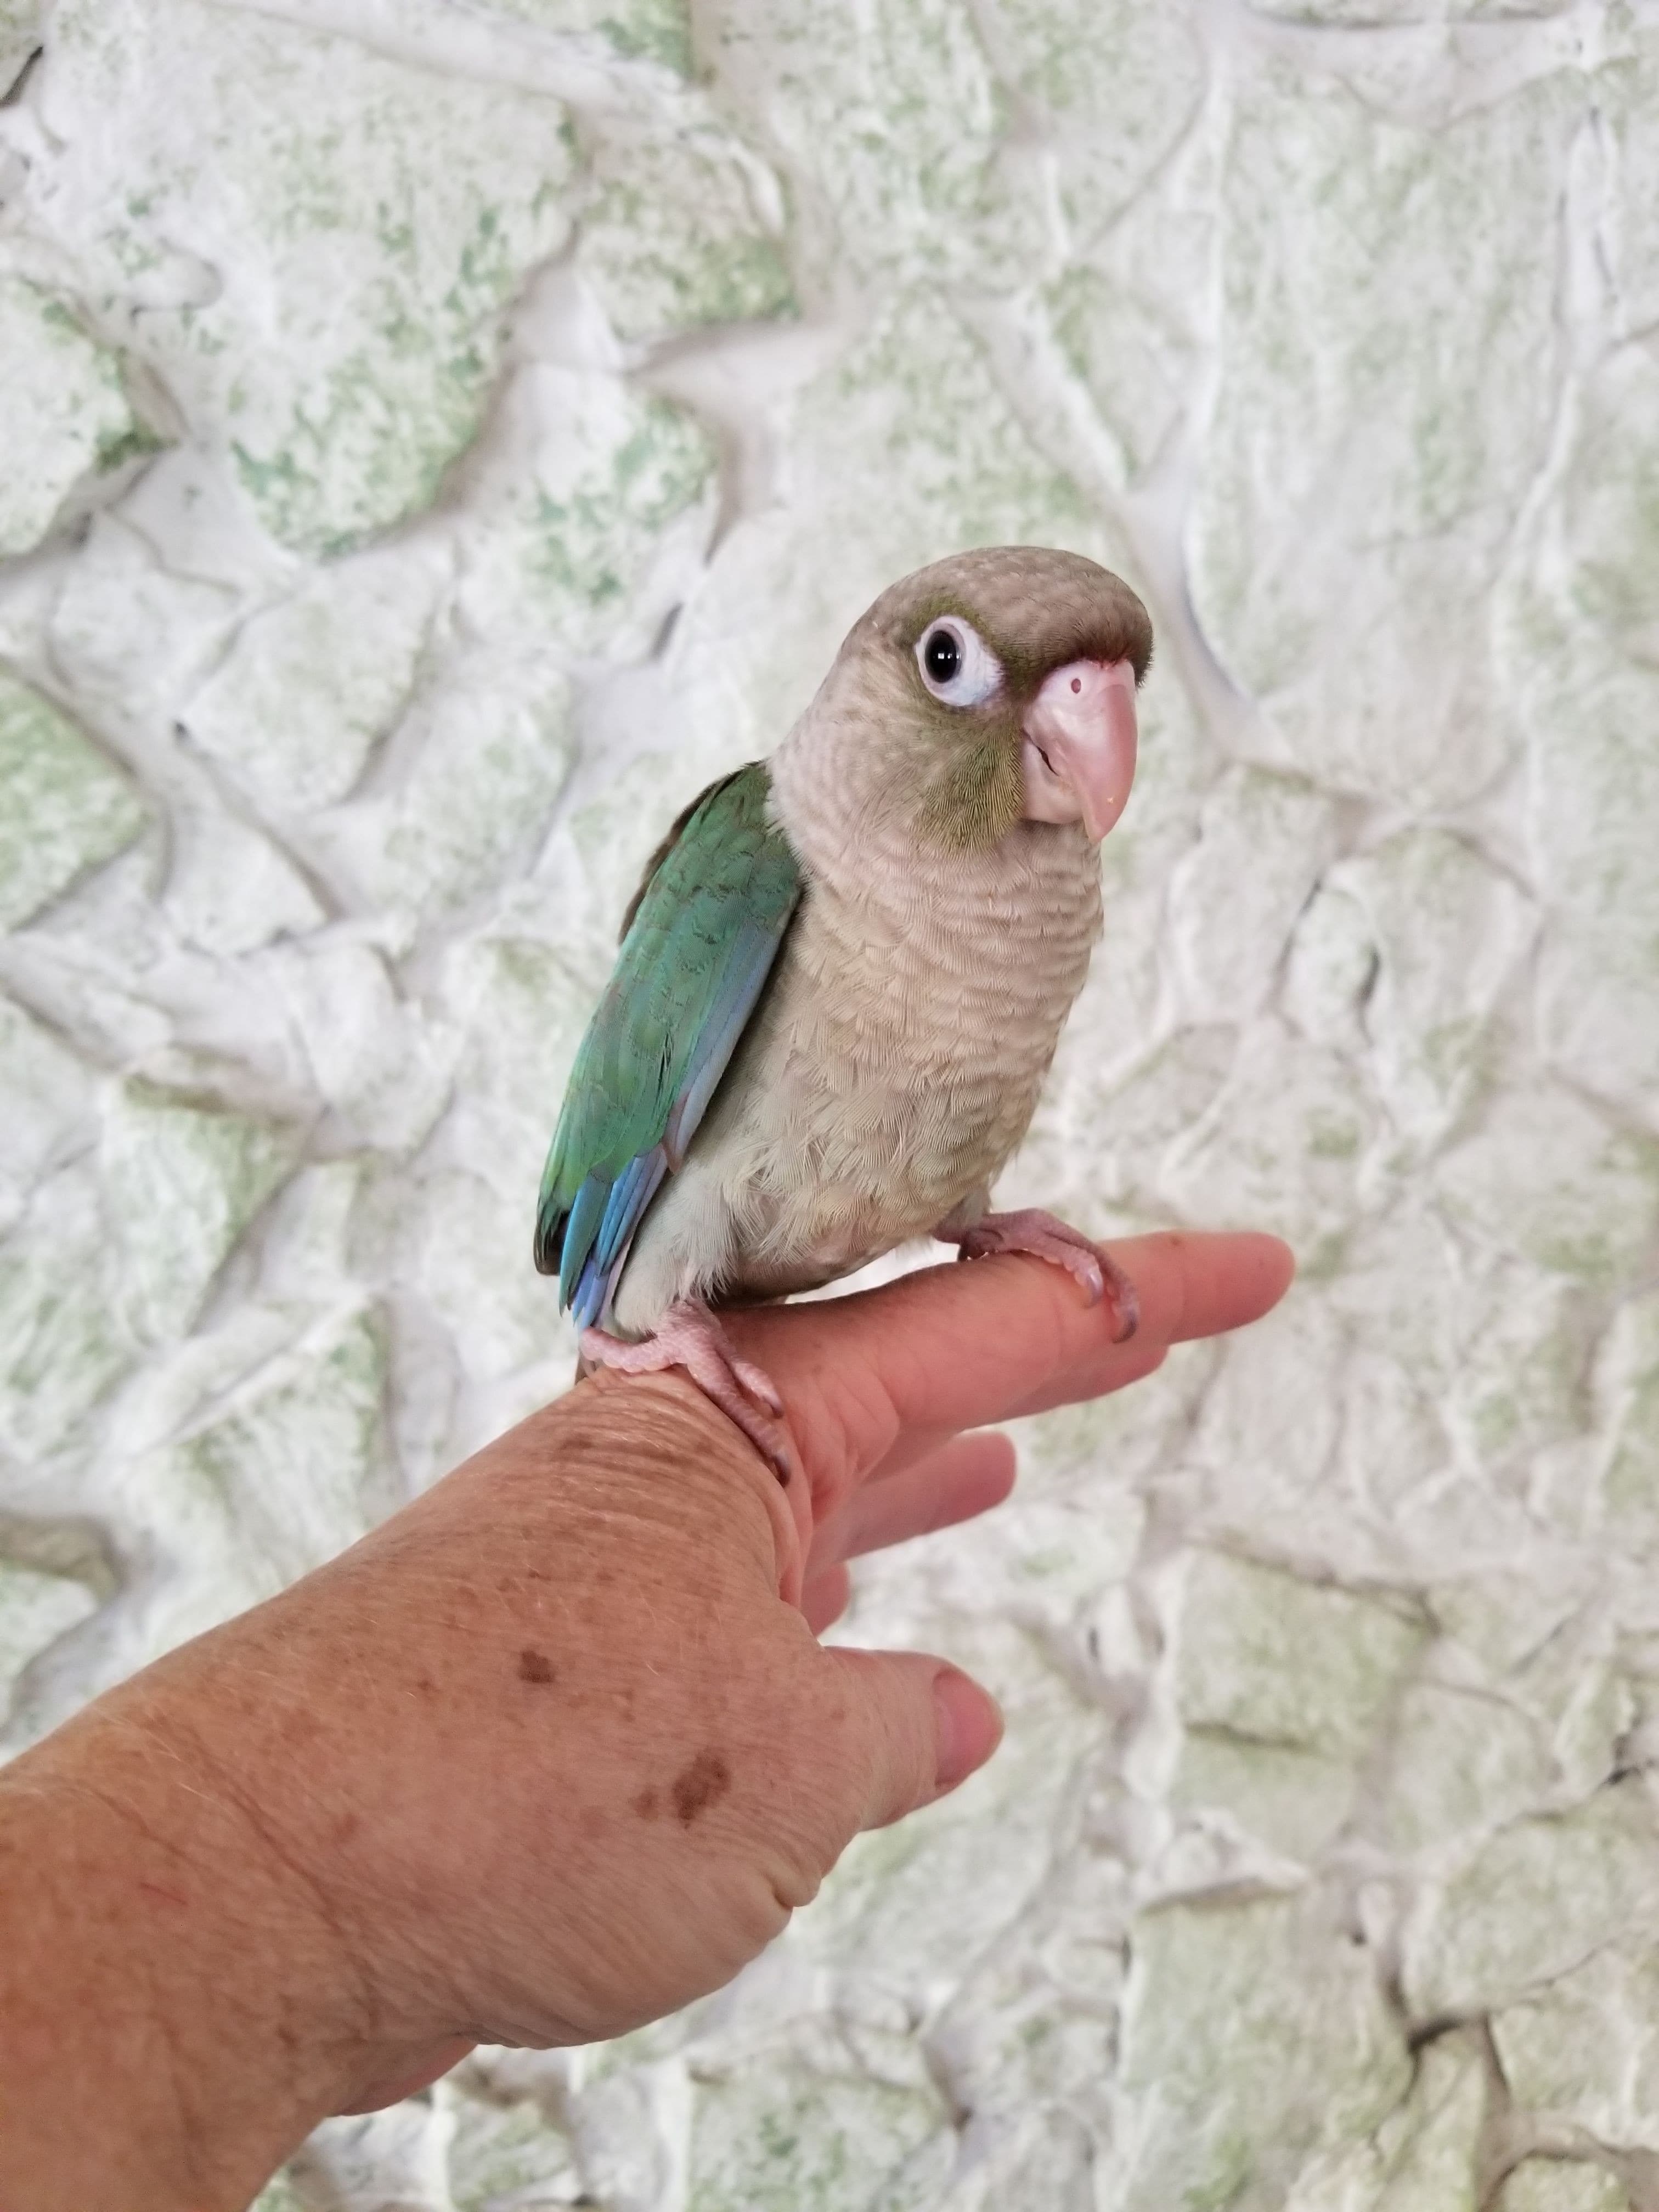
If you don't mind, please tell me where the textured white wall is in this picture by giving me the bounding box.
[2,0,1657,2205]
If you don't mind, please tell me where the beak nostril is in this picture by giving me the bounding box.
[1019,654,1138,843]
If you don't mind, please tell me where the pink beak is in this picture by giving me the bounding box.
[1019,657,1139,843]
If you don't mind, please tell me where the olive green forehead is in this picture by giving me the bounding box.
[858,558,1154,693]
[892,589,1080,695]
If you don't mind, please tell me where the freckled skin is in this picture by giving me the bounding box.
[0,1231,1291,2211]
[670,1750,731,1828]
[517,1649,555,1686]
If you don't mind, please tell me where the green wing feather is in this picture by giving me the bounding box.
[533,761,802,1327]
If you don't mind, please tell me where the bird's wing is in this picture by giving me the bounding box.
[533,761,803,1329]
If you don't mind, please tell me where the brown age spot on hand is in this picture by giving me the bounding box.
[273,1705,322,1752]
[634,1786,658,1820]
[672,1750,731,1827]
[517,1647,556,1686]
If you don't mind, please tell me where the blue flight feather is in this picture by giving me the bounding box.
[663,920,779,1165]
[533,763,803,1332]
[558,1177,611,1311]
[572,1248,609,1331]
[597,1149,656,1273]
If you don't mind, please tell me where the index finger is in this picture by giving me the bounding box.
[726,1230,1294,1505]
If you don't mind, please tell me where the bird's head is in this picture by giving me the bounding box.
[818,546,1154,854]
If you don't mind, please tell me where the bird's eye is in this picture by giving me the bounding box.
[915,617,1002,708]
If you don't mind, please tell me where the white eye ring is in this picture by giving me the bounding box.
[915,617,1003,708]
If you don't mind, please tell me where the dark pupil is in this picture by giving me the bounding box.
[924,628,961,684]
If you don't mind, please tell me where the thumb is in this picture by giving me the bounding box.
[822,1647,1003,1831]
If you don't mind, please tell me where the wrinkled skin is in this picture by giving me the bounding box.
[0,1232,1292,2212]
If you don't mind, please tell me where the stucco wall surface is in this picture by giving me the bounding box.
[2,0,1658,2204]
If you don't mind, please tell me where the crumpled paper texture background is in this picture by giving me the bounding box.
[2,0,1657,2205]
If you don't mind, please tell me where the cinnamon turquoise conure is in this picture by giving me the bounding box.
[534,547,1153,1476]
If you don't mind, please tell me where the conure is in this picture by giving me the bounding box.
[534,546,1152,1475]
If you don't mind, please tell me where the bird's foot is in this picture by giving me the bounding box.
[938,1207,1139,1342]
[579,1301,794,1482]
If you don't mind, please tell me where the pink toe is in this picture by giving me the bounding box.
[733,1361,785,1416]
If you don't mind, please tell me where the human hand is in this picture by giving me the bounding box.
[748,1229,1292,1634]
[0,1231,1290,2212]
